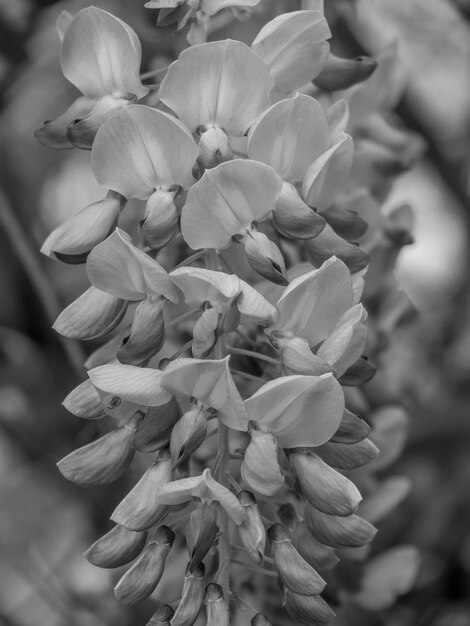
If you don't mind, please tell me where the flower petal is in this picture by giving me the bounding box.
[87,229,179,302]
[251,11,330,93]
[170,267,240,308]
[200,0,262,16]
[34,96,96,149]
[181,159,282,249]
[245,373,344,448]
[247,94,330,183]
[92,106,198,198]
[241,429,284,496]
[60,7,148,99]
[160,40,274,135]
[161,356,249,431]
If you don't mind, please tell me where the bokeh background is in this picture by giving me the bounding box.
[1,0,470,624]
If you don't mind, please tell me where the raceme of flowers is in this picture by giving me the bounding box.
[39,4,420,625]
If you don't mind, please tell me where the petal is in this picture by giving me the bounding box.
[161,356,249,431]
[325,98,349,138]
[302,132,354,212]
[34,96,96,149]
[244,373,344,448]
[56,11,73,41]
[271,257,353,346]
[251,11,330,93]
[159,40,274,135]
[92,106,198,198]
[181,159,282,249]
[247,94,330,183]
[170,267,241,308]
[241,429,284,496]
[237,278,278,324]
[87,229,179,302]
[88,363,172,406]
[200,0,262,15]
[60,7,148,99]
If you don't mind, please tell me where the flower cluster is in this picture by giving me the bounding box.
[39,4,420,624]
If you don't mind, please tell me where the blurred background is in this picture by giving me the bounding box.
[1,0,470,624]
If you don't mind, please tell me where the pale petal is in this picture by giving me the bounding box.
[60,7,148,99]
[159,40,274,135]
[181,159,282,249]
[161,357,249,431]
[245,373,344,448]
[92,106,198,198]
[241,429,284,496]
[88,363,172,406]
[56,11,73,41]
[248,94,330,183]
[200,0,262,15]
[251,11,330,93]
[325,98,349,138]
[302,132,354,212]
[271,257,353,346]
[237,279,278,324]
[170,267,240,308]
[87,229,179,302]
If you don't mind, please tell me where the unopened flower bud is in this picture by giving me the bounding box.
[118,297,166,365]
[41,191,125,264]
[251,615,272,626]
[170,405,207,467]
[84,524,147,569]
[305,505,377,549]
[133,397,182,453]
[57,419,137,486]
[147,604,174,625]
[237,491,266,564]
[289,450,362,516]
[314,54,377,91]
[114,525,175,605]
[322,204,368,241]
[338,357,376,386]
[243,230,288,286]
[267,524,326,596]
[305,223,369,274]
[315,438,379,470]
[273,182,325,240]
[140,189,179,250]
[192,308,220,358]
[198,126,233,170]
[218,296,242,335]
[277,335,332,376]
[171,562,205,626]
[34,96,95,149]
[285,590,335,625]
[331,409,370,444]
[204,583,230,626]
[186,501,218,571]
[241,427,284,496]
[67,94,135,150]
[62,379,105,419]
[111,448,172,531]
[292,521,339,571]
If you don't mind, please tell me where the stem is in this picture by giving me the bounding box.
[140,66,168,80]
[165,308,199,329]
[228,346,279,366]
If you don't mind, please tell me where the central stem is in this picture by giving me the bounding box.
[207,249,231,601]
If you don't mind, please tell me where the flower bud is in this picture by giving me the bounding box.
[84,524,147,569]
[41,191,125,264]
[237,491,266,564]
[338,357,376,386]
[111,448,172,531]
[241,428,284,496]
[192,308,220,358]
[267,524,326,596]
[314,54,377,91]
[170,405,207,467]
[197,126,233,170]
[62,379,105,419]
[171,562,205,626]
[315,438,379,470]
[273,182,325,240]
[305,505,377,549]
[218,296,242,335]
[67,94,135,150]
[277,335,332,376]
[292,521,339,571]
[204,583,230,626]
[322,204,368,241]
[251,615,272,626]
[305,223,369,274]
[140,189,179,250]
[34,96,95,149]
[114,525,175,605]
[186,501,218,571]
[118,297,166,365]
[54,286,127,340]
[289,450,362,516]
[57,420,137,486]
[147,605,174,625]
[285,590,335,625]
[133,397,182,453]
[331,409,371,444]
[243,230,288,286]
